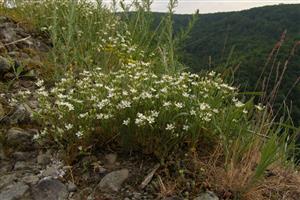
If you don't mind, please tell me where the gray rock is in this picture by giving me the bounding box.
[0,143,6,160]
[0,174,17,189]
[163,197,183,200]
[6,128,33,150]
[98,166,107,174]
[0,182,29,200]
[0,44,6,54]
[0,25,17,43]
[42,166,60,178]
[105,153,117,165]
[7,127,32,143]
[41,166,61,178]
[14,161,31,170]
[22,175,39,185]
[3,72,14,80]
[0,149,5,160]
[35,41,50,52]
[67,181,77,192]
[8,51,30,59]
[0,161,12,174]
[98,169,129,192]
[12,151,32,161]
[28,100,39,109]
[132,192,142,199]
[0,16,9,24]
[0,103,5,118]
[71,187,93,200]
[0,56,12,74]
[8,104,33,124]
[194,191,219,200]
[32,179,68,200]
[37,153,51,166]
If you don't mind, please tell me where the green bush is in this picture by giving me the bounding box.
[17,57,262,158]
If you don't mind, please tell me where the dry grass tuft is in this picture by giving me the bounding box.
[261,167,300,200]
[191,141,300,200]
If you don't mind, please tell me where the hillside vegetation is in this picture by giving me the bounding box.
[171,4,300,124]
[0,1,300,199]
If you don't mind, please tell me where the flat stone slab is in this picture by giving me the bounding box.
[98,169,129,192]
[32,179,68,200]
[0,182,29,200]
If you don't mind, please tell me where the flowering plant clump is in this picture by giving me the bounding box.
[11,9,263,156]
[14,58,263,157]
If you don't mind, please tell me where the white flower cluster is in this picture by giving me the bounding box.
[28,56,249,145]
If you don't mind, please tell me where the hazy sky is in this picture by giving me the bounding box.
[103,0,300,14]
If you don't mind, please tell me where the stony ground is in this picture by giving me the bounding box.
[0,16,220,200]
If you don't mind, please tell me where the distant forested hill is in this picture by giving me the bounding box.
[170,4,300,124]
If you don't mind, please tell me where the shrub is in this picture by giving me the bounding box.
[17,56,261,158]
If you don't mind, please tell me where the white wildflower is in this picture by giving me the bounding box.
[175,102,184,109]
[232,97,238,102]
[33,133,40,140]
[65,124,73,130]
[140,92,152,99]
[182,92,189,98]
[151,110,159,118]
[38,91,49,97]
[163,101,171,107]
[130,88,137,93]
[57,127,64,134]
[243,109,248,114]
[166,123,175,131]
[135,113,148,126]
[200,103,210,110]
[40,128,47,136]
[90,95,97,101]
[235,101,245,108]
[160,87,168,93]
[79,112,89,118]
[203,116,211,122]
[208,71,216,76]
[36,79,44,87]
[117,100,131,109]
[255,104,264,111]
[75,131,83,138]
[96,114,104,119]
[212,109,219,113]
[183,125,189,131]
[190,109,196,116]
[96,99,109,109]
[123,118,130,126]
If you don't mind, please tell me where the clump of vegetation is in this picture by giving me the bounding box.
[4,0,300,199]
[21,61,257,158]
